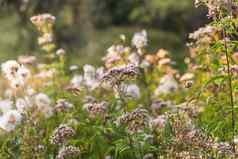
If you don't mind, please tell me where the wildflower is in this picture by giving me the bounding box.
[0,110,22,132]
[50,124,75,145]
[56,146,80,159]
[154,75,178,95]
[156,49,169,59]
[150,115,167,129]
[101,64,139,86]
[158,58,171,67]
[0,99,13,114]
[83,101,107,118]
[150,100,168,115]
[232,52,238,64]
[34,93,53,117]
[17,65,31,80]
[1,60,30,89]
[1,60,20,80]
[102,45,130,67]
[83,64,101,90]
[38,33,54,46]
[71,75,83,88]
[56,48,66,56]
[132,30,148,49]
[117,108,149,133]
[128,53,140,66]
[121,84,140,99]
[18,55,36,65]
[16,97,32,113]
[30,13,55,27]
[54,99,74,112]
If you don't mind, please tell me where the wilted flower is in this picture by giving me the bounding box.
[50,124,75,145]
[132,30,148,49]
[56,146,80,159]
[0,110,22,132]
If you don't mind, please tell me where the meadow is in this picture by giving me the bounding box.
[0,0,238,159]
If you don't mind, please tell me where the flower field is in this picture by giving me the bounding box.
[0,1,238,159]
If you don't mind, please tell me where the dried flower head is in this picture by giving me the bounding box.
[50,124,75,145]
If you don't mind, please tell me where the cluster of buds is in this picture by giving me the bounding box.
[56,146,81,159]
[116,108,149,134]
[101,64,139,87]
[83,101,108,118]
[1,60,30,89]
[31,14,56,53]
[50,124,75,145]
[54,99,74,112]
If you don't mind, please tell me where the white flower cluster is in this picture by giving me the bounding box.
[154,75,178,95]
[1,60,30,89]
[0,100,22,132]
[132,30,148,49]
[71,64,104,91]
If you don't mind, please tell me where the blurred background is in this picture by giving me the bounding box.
[0,0,209,67]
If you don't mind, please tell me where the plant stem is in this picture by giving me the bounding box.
[223,29,235,154]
